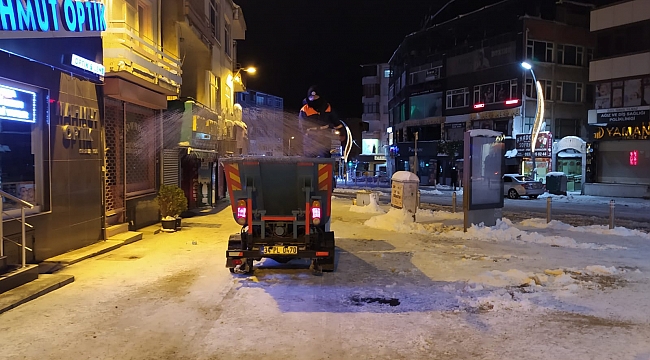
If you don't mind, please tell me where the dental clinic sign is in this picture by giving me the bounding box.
[0,0,106,32]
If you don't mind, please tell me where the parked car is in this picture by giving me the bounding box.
[503,174,545,199]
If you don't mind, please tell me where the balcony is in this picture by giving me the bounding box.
[184,0,217,47]
[104,21,182,96]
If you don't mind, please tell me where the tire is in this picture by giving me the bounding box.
[508,189,520,199]
[529,195,539,199]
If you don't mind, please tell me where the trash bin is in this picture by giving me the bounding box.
[546,172,567,196]
[391,171,420,215]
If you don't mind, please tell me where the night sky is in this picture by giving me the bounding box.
[235,0,453,118]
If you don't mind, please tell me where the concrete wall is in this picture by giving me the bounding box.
[583,183,650,199]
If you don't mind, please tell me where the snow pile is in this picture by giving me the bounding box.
[420,189,444,195]
[520,218,650,240]
[447,219,626,250]
[415,208,463,222]
[349,194,385,214]
[364,208,429,234]
[472,269,541,288]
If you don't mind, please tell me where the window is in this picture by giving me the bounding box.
[557,44,583,66]
[555,119,581,138]
[0,80,47,215]
[209,0,220,42]
[556,82,583,102]
[409,92,442,120]
[363,84,380,97]
[224,21,231,57]
[473,79,518,104]
[522,117,551,133]
[446,88,470,109]
[527,40,553,62]
[525,78,552,99]
[364,102,379,114]
[207,71,219,111]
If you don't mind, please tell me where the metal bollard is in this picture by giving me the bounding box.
[609,199,615,229]
[452,191,457,213]
[546,197,552,223]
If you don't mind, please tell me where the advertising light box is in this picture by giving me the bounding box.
[0,83,37,123]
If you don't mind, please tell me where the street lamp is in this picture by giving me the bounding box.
[288,136,295,155]
[521,61,545,181]
[233,66,256,91]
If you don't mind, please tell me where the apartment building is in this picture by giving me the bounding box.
[388,0,595,187]
[585,0,650,198]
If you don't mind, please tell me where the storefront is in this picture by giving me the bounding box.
[552,136,586,192]
[164,100,221,210]
[584,118,650,198]
[394,142,440,185]
[515,132,553,181]
[0,0,106,262]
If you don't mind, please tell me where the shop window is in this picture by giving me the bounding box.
[0,80,47,215]
[125,104,156,195]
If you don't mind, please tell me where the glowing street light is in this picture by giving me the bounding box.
[288,136,295,155]
[521,61,545,180]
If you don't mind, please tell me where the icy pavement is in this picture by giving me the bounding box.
[1,198,650,359]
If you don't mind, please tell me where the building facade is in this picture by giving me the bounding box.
[585,0,650,198]
[235,89,284,156]
[0,0,106,263]
[102,0,183,230]
[161,0,247,208]
[360,63,391,178]
[388,0,595,187]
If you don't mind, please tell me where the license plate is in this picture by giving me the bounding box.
[262,246,298,255]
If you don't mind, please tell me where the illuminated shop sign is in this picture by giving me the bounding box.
[592,123,650,140]
[0,83,36,123]
[70,54,104,76]
[0,0,106,32]
[596,106,650,123]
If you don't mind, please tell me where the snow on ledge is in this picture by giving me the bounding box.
[391,171,419,182]
[468,129,502,138]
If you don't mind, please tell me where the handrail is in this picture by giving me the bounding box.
[0,189,35,209]
[1,189,34,269]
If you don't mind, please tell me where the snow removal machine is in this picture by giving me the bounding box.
[223,157,337,275]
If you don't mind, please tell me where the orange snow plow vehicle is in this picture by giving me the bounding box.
[222,157,336,275]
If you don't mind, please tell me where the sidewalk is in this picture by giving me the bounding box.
[0,202,229,315]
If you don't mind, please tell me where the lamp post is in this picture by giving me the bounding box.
[233,66,256,92]
[521,61,545,181]
[288,136,294,155]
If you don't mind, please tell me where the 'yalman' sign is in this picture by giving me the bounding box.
[592,123,650,141]
[0,0,107,32]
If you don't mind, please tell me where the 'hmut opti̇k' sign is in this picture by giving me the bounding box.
[0,0,106,32]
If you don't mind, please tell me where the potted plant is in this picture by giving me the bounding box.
[155,184,188,232]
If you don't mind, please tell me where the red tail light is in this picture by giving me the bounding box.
[236,199,247,225]
[311,200,321,225]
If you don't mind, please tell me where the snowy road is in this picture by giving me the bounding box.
[335,187,650,226]
[1,198,650,359]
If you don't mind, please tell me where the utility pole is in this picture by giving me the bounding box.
[414,132,419,175]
